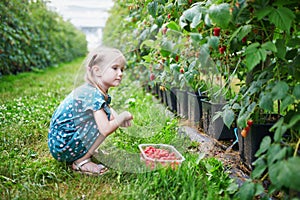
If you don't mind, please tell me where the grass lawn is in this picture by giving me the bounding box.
[0,58,238,199]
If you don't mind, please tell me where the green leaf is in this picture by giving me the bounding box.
[261,41,277,53]
[167,21,181,31]
[229,26,241,43]
[191,12,202,28]
[208,36,219,50]
[255,6,273,20]
[245,42,260,54]
[190,33,203,43]
[286,114,300,129]
[183,5,204,29]
[247,102,256,113]
[269,6,295,32]
[223,108,235,128]
[237,25,252,41]
[238,181,256,200]
[251,162,267,179]
[244,43,261,71]
[245,51,261,71]
[178,0,188,6]
[271,81,289,100]
[208,3,231,28]
[280,95,294,111]
[204,13,212,27]
[140,39,155,49]
[255,136,271,157]
[160,40,174,53]
[254,184,265,196]
[182,6,200,22]
[269,157,300,191]
[258,48,267,62]
[293,84,300,99]
[170,63,180,72]
[142,55,152,63]
[275,39,286,59]
[237,114,247,129]
[179,15,188,29]
[270,118,285,142]
[148,1,158,18]
[232,103,240,110]
[150,24,158,33]
[259,93,273,111]
[267,144,286,166]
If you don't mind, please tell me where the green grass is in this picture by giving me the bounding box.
[0,59,238,199]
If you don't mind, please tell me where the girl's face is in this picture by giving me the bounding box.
[98,56,125,90]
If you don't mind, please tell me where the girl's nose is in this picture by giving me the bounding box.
[118,68,123,76]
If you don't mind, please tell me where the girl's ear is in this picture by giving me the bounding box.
[92,65,102,76]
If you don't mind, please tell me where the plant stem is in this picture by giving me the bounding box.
[261,172,268,182]
[294,137,300,157]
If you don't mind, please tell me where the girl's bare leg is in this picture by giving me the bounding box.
[72,134,107,173]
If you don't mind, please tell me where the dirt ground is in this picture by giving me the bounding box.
[178,120,251,187]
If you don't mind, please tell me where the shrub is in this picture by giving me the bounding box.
[0,0,87,75]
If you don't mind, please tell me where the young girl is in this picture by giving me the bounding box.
[48,46,133,175]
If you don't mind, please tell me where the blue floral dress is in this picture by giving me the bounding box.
[48,83,111,163]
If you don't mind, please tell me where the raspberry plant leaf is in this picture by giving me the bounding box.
[270,81,289,101]
[208,36,219,50]
[255,136,271,157]
[280,95,294,111]
[178,0,188,6]
[237,180,264,200]
[147,1,158,18]
[255,6,273,20]
[269,6,295,33]
[190,33,203,44]
[238,25,252,41]
[208,3,231,29]
[179,5,204,29]
[259,92,273,111]
[267,144,287,166]
[293,84,300,99]
[275,39,286,59]
[261,41,277,53]
[251,160,267,179]
[269,157,300,191]
[223,108,235,129]
[167,21,180,31]
[244,42,261,71]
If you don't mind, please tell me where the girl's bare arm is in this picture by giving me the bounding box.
[93,109,119,137]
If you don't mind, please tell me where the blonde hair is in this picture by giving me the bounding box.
[83,46,126,100]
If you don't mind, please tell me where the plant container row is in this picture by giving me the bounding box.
[149,83,278,169]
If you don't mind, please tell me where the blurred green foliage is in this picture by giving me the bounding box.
[0,0,88,75]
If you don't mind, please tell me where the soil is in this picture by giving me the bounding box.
[178,120,251,187]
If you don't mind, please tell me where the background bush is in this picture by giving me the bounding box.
[0,0,88,75]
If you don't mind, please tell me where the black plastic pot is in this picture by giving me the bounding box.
[175,89,188,118]
[154,83,159,98]
[166,88,177,112]
[162,89,168,106]
[187,91,207,127]
[238,122,275,169]
[151,84,156,95]
[201,100,235,140]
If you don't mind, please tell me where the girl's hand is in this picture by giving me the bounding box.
[115,111,133,127]
[120,120,132,127]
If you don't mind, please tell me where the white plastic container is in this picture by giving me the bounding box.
[138,144,185,170]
